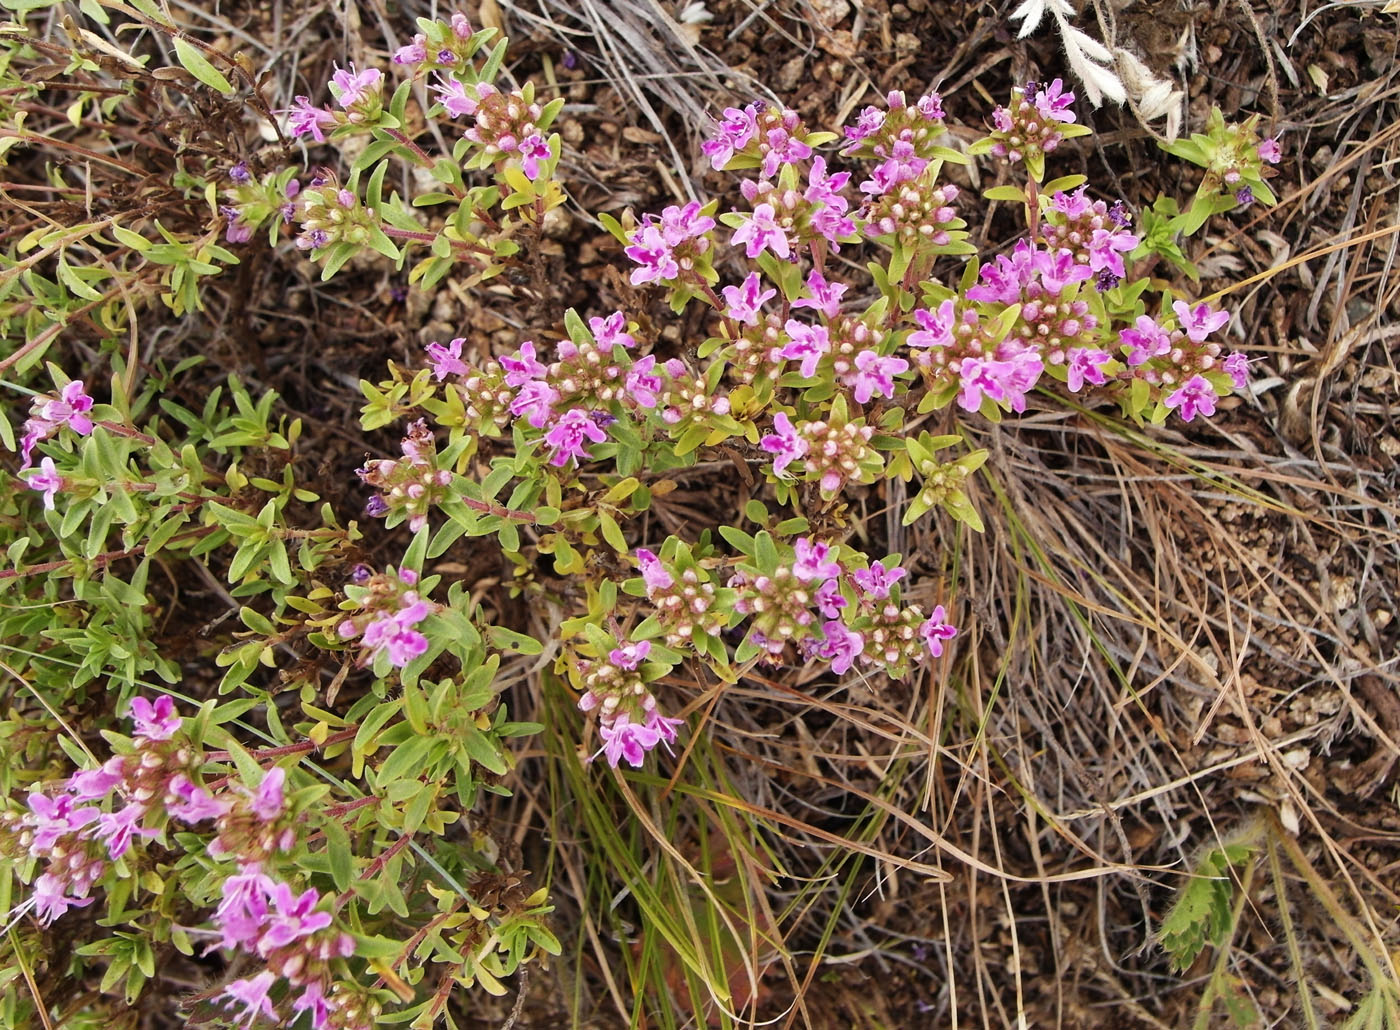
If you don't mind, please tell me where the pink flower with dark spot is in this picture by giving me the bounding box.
[519,134,551,178]
[38,381,94,435]
[543,409,607,467]
[1257,137,1282,164]
[1165,375,1218,422]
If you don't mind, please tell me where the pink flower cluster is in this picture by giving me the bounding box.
[356,419,454,532]
[214,867,357,1030]
[393,11,474,68]
[624,202,717,285]
[760,410,878,495]
[19,380,93,468]
[701,102,815,177]
[435,79,552,179]
[338,567,433,668]
[987,79,1077,164]
[576,638,685,768]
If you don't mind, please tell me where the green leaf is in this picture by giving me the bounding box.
[172,37,233,93]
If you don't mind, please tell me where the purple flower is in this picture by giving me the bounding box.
[249,767,286,821]
[609,640,651,671]
[26,792,99,851]
[804,156,850,212]
[67,756,126,801]
[167,775,229,823]
[818,621,864,675]
[1086,226,1139,278]
[543,408,607,467]
[214,866,275,950]
[329,63,382,109]
[361,604,431,667]
[258,882,332,952]
[33,872,94,925]
[852,560,905,599]
[284,96,336,141]
[129,695,181,741]
[843,106,885,144]
[26,457,62,510]
[432,75,479,117]
[590,311,636,350]
[847,350,908,404]
[1257,137,1282,164]
[229,161,252,184]
[39,380,94,435]
[658,201,716,245]
[815,578,847,618]
[917,91,945,120]
[779,320,830,378]
[425,337,469,380]
[759,412,809,477]
[1172,300,1230,343]
[909,300,955,350]
[919,606,957,657]
[509,380,559,429]
[1120,315,1173,365]
[1033,79,1076,123]
[624,223,680,285]
[221,971,279,1028]
[95,801,158,859]
[721,272,776,326]
[792,270,847,319]
[1235,186,1255,207]
[500,340,546,386]
[394,34,428,65]
[643,708,685,750]
[1164,375,1218,422]
[598,713,663,768]
[635,549,674,592]
[519,133,551,179]
[731,203,790,260]
[624,355,662,409]
[793,538,840,583]
[1065,348,1112,392]
[1221,352,1250,389]
[701,105,758,169]
[957,352,1042,413]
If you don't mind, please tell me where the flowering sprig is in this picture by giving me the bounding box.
[337,565,436,670]
[1160,107,1281,233]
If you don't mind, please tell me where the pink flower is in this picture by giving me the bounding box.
[543,408,607,467]
[1065,348,1113,392]
[792,270,847,319]
[793,538,840,583]
[779,320,830,378]
[731,203,790,260]
[702,105,759,169]
[214,866,276,950]
[258,882,333,952]
[658,201,716,245]
[819,621,864,674]
[129,695,181,741]
[598,713,663,768]
[249,767,286,821]
[852,560,905,599]
[284,96,336,141]
[590,311,636,350]
[519,133,551,178]
[509,380,559,428]
[394,34,427,64]
[67,756,126,801]
[1172,300,1230,343]
[609,640,651,671]
[329,63,382,109]
[32,872,94,925]
[1257,137,1282,164]
[1164,375,1218,422]
[843,106,885,144]
[643,709,685,750]
[27,792,98,851]
[760,412,809,476]
[451,11,473,37]
[425,337,469,380]
[1221,352,1250,389]
[360,604,431,667]
[909,300,955,349]
[919,606,957,657]
[803,157,850,212]
[1120,315,1173,365]
[293,981,333,1030]
[721,272,776,326]
[167,775,228,823]
[500,340,546,386]
[1033,79,1076,123]
[624,355,663,409]
[221,971,279,1029]
[1086,227,1139,278]
[26,457,62,510]
[815,578,847,618]
[38,381,94,435]
[432,75,479,117]
[846,350,908,404]
[634,549,674,592]
[95,801,158,859]
[624,223,680,285]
